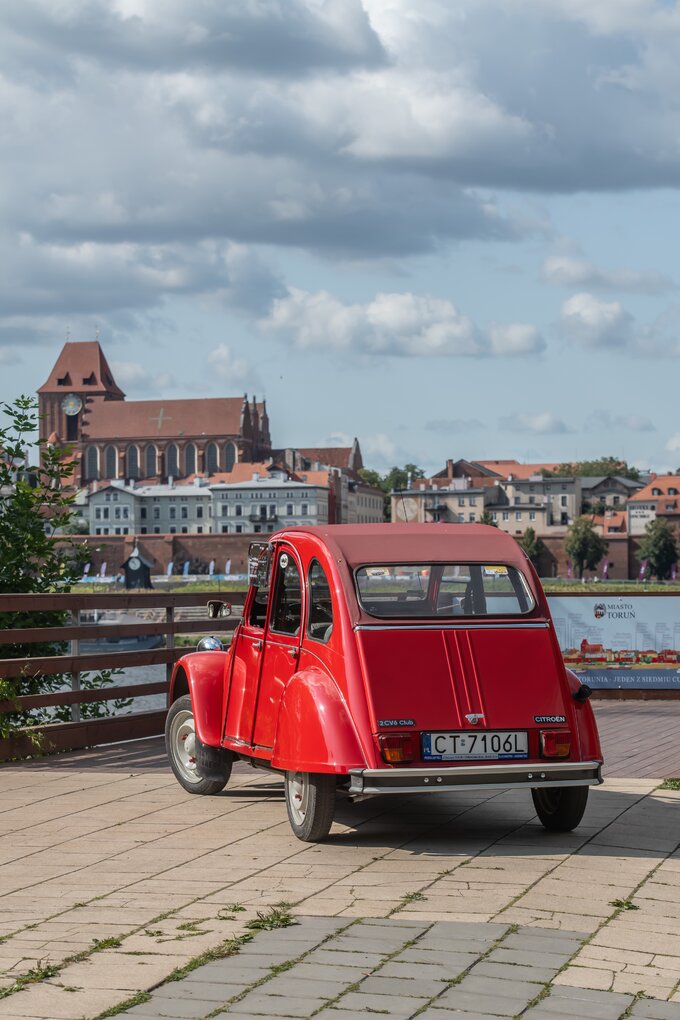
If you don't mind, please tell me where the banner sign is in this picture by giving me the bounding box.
[548,595,680,690]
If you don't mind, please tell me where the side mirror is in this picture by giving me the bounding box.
[207,600,232,619]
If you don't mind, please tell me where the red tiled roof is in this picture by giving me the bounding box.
[298,447,354,469]
[476,459,561,479]
[628,475,680,502]
[82,397,247,441]
[39,342,125,398]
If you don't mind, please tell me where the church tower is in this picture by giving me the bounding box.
[38,342,125,477]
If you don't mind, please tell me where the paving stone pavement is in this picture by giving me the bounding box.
[0,754,678,1019]
[110,917,680,1020]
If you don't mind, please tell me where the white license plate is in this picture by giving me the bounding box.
[422,730,528,761]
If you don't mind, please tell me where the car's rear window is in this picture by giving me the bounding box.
[355,563,535,618]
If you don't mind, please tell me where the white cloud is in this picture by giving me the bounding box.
[665,434,680,454]
[561,293,636,349]
[586,410,655,433]
[543,256,673,294]
[110,360,175,392]
[498,412,572,435]
[206,344,255,387]
[262,288,544,359]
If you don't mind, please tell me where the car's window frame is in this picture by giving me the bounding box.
[268,546,304,638]
[306,558,335,644]
[353,561,536,620]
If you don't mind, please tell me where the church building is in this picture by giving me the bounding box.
[38,342,272,486]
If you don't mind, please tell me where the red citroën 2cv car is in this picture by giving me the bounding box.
[165,524,603,841]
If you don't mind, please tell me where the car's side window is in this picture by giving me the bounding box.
[307,559,334,643]
[248,587,270,629]
[269,552,302,636]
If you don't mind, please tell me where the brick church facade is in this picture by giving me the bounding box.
[38,342,272,486]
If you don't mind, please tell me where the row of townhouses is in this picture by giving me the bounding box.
[83,464,384,536]
[391,458,651,538]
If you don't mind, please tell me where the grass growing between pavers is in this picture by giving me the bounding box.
[659,778,680,791]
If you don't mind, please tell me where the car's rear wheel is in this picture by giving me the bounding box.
[285,771,336,842]
[532,785,589,831]
[165,695,230,795]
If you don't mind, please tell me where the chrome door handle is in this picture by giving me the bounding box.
[254,640,262,651]
[288,647,299,658]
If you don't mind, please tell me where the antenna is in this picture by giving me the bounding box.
[95,325,100,342]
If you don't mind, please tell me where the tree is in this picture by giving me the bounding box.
[543,457,639,481]
[564,518,608,578]
[479,509,497,527]
[519,527,545,569]
[0,397,127,743]
[637,518,678,580]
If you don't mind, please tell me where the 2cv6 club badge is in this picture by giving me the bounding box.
[165,525,603,842]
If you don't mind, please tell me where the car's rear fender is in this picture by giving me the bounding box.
[272,668,367,774]
[169,652,229,747]
[565,668,603,762]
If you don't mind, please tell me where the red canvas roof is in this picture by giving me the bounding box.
[279,523,528,568]
[82,397,247,441]
[39,342,125,398]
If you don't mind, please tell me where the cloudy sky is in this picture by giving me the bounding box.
[2,0,680,473]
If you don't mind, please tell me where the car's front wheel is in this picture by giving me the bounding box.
[165,695,230,795]
[284,771,336,842]
[532,786,589,831]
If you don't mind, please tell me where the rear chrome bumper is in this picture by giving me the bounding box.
[348,760,603,800]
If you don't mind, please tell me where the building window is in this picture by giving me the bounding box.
[529,511,536,521]
[224,442,236,472]
[560,495,568,506]
[206,442,218,473]
[515,511,522,521]
[140,507,147,520]
[458,497,465,507]
[197,526,203,534]
[529,496,535,504]
[469,513,476,522]
[102,507,109,520]
[145,444,157,477]
[181,526,188,533]
[181,506,188,519]
[166,443,179,478]
[235,524,243,533]
[469,497,477,506]
[169,526,176,534]
[221,504,228,517]
[197,505,203,518]
[169,506,176,520]
[612,495,620,505]
[514,496,520,505]
[301,504,308,515]
[221,524,229,533]
[492,511,497,521]
[153,506,160,520]
[502,511,509,521]
[140,527,147,534]
[125,445,139,479]
[85,446,99,481]
[235,504,242,516]
[154,526,160,534]
[286,503,293,515]
[185,443,196,476]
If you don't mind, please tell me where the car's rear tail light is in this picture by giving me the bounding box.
[379,733,417,764]
[540,730,571,758]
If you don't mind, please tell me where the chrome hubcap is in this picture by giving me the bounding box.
[170,710,201,784]
[287,772,310,826]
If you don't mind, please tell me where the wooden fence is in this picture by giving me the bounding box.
[0,590,246,761]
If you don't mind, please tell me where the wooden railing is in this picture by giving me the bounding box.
[0,591,246,760]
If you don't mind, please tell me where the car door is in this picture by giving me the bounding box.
[223,580,270,747]
[251,546,304,750]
